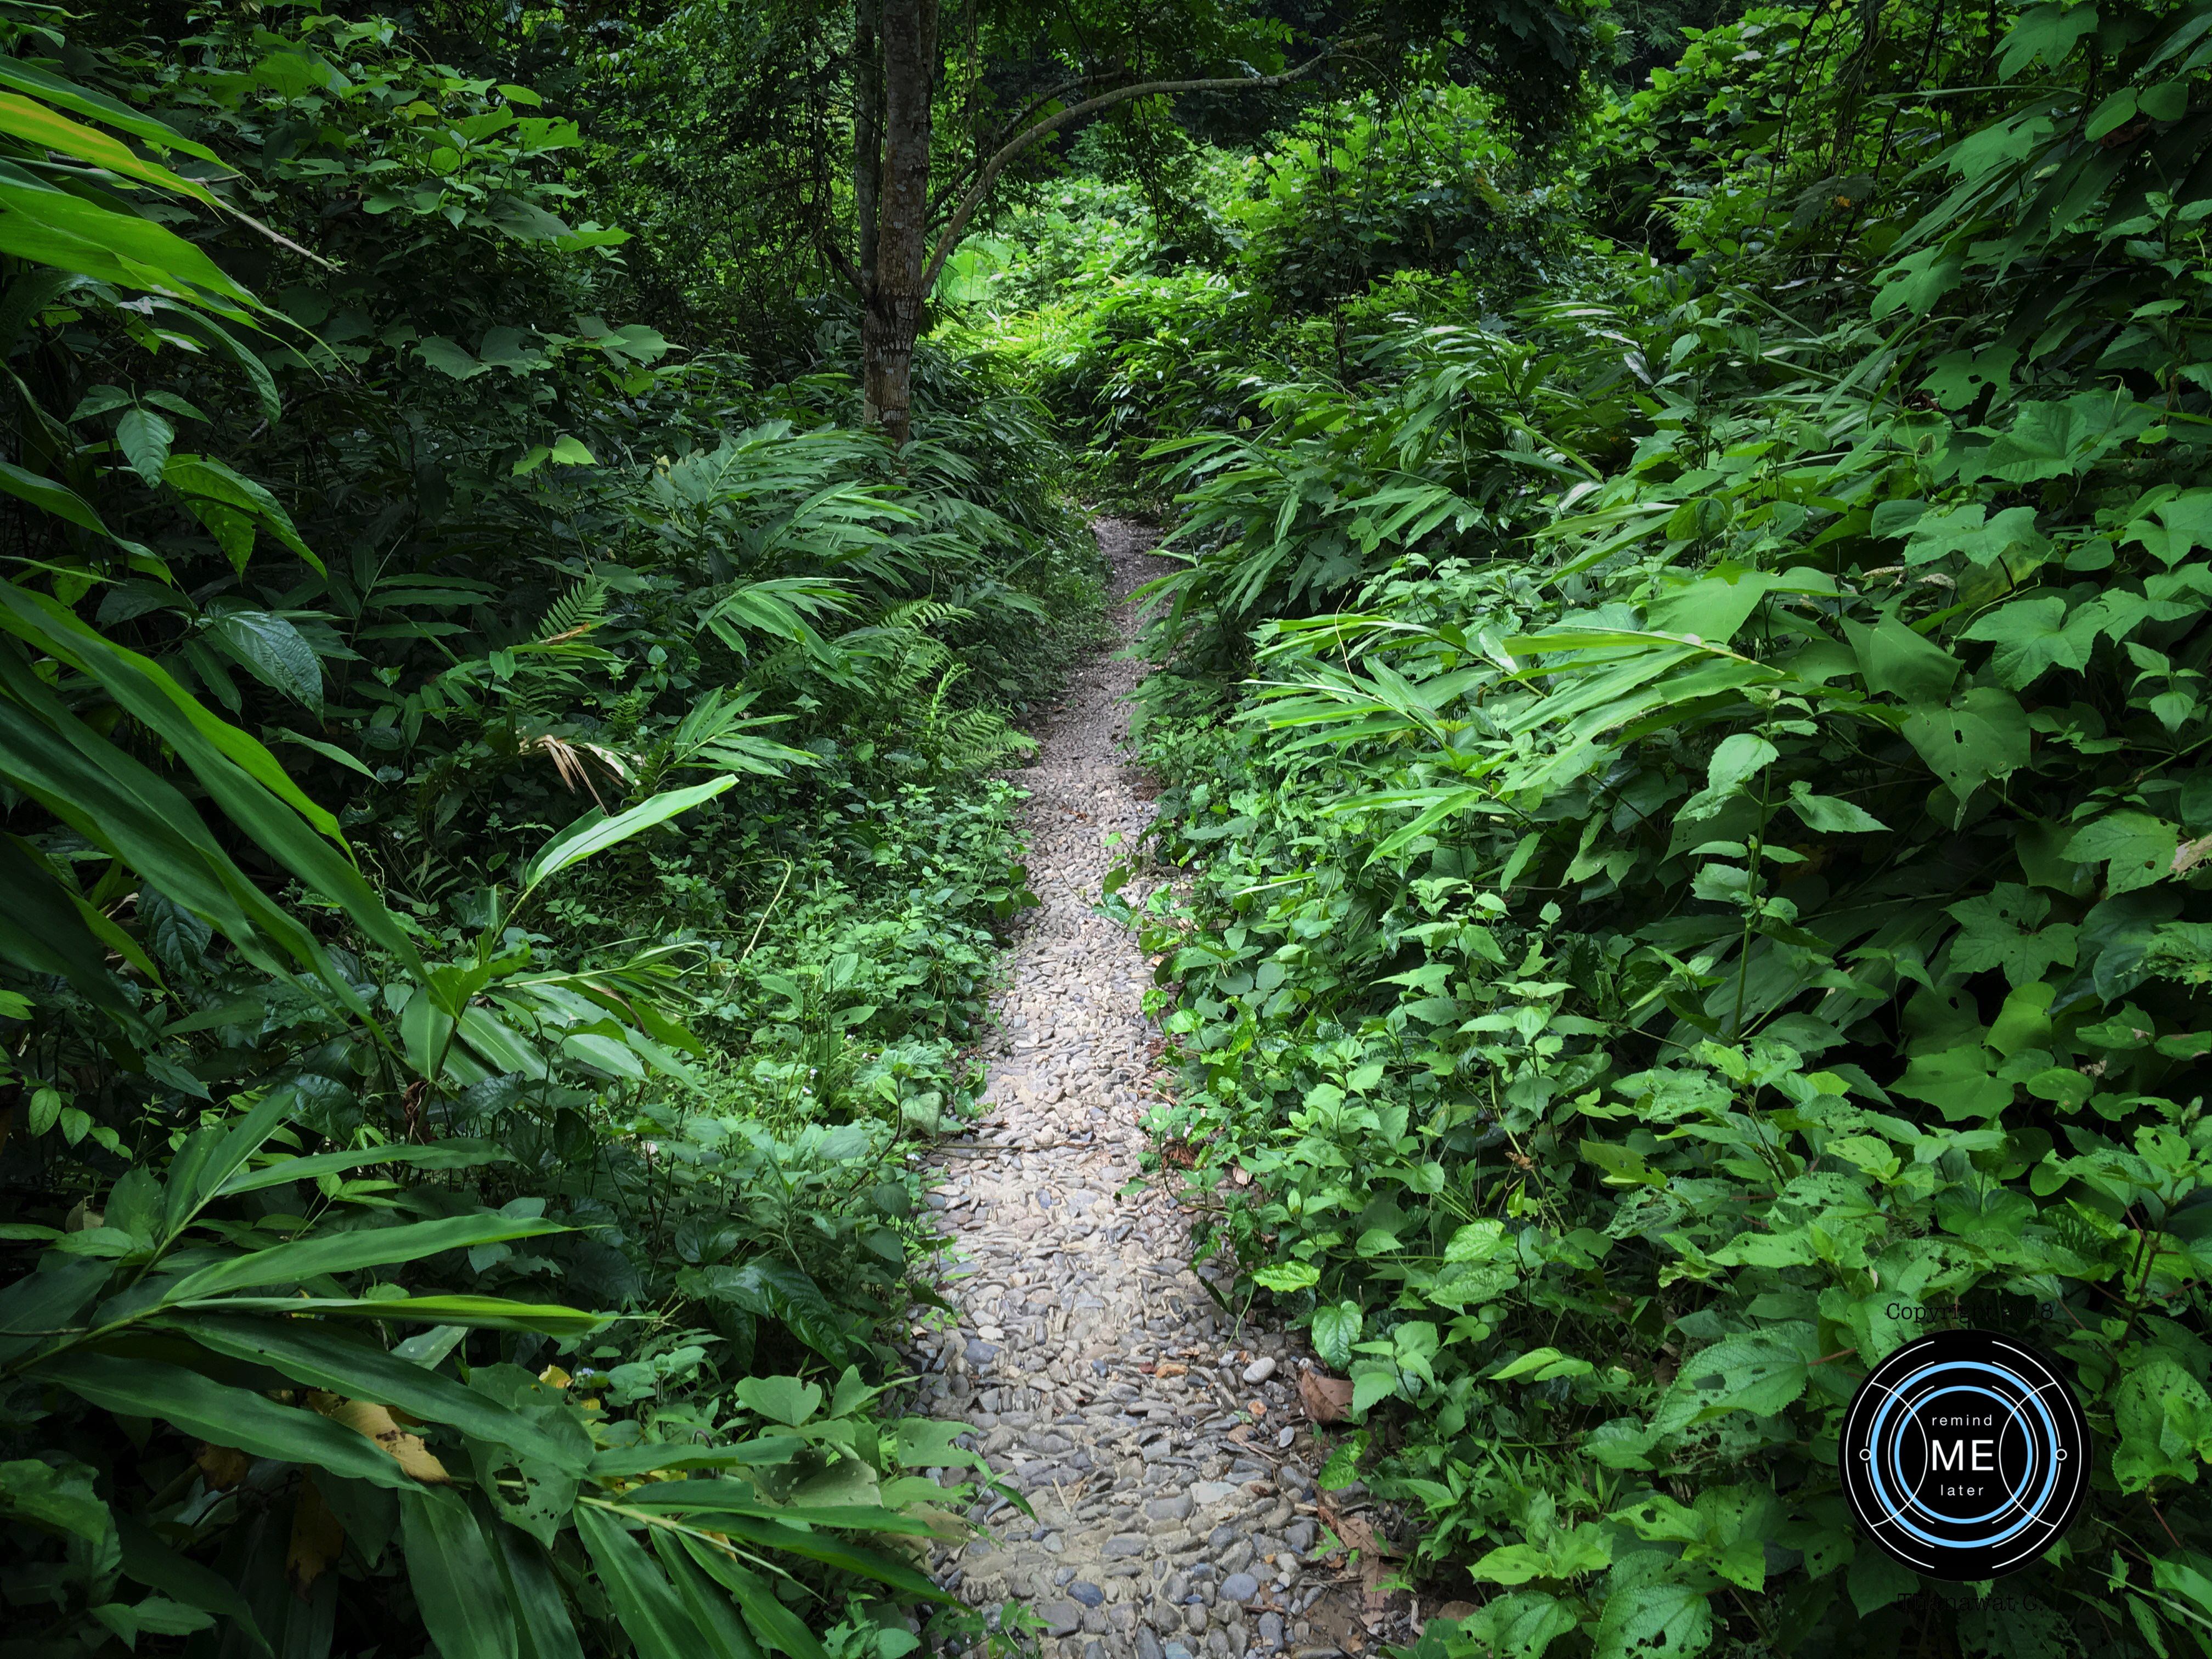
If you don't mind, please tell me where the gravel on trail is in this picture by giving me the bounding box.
[901,522,1410,1659]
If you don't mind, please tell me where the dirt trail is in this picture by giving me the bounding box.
[904,521,1383,1659]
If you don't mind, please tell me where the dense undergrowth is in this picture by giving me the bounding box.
[0,8,1099,1658]
[12,1,2212,1657]
[963,3,2212,1657]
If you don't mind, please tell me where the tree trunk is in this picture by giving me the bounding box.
[853,0,882,297]
[862,0,935,446]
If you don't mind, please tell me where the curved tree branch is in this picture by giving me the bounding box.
[919,44,1354,294]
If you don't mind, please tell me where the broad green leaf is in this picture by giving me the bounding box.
[115,1513,270,1654]
[732,1375,821,1427]
[1785,782,1888,834]
[205,610,322,711]
[1946,885,2077,986]
[1654,1324,1815,1432]
[1449,1590,1581,1659]
[1842,611,1960,703]
[1590,1578,1709,1659]
[652,1532,765,1659]
[174,1294,608,1334]
[2065,812,2180,896]
[1311,1301,1361,1369]
[400,1487,518,1659]
[520,777,736,895]
[0,1454,109,1542]
[173,1314,590,1473]
[1900,687,2029,805]
[575,1508,715,1659]
[0,458,110,534]
[114,407,174,486]
[483,1507,583,1659]
[166,1212,567,1301]
[33,1352,422,1490]
[1960,595,2097,688]
[0,1251,111,1364]
[678,1534,830,1659]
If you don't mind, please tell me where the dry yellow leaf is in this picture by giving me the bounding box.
[308,1392,450,1483]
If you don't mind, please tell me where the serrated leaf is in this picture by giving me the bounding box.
[206,610,323,711]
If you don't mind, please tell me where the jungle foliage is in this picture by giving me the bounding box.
[0,7,1101,1659]
[969,1,2212,1656]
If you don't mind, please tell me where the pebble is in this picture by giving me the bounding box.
[896,523,1339,1658]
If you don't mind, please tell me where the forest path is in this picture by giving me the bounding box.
[903,521,1351,1659]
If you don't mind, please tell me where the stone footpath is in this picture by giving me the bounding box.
[900,522,1395,1659]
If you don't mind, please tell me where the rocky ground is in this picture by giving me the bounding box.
[901,522,1423,1659]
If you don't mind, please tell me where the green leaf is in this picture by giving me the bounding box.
[520,777,736,895]
[0,457,111,535]
[1311,1301,1361,1369]
[1350,1363,1398,1413]
[416,336,486,379]
[2064,812,2179,896]
[482,1506,583,1659]
[1960,596,2097,689]
[1785,782,1888,834]
[115,1513,270,1655]
[0,1255,112,1364]
[1706,733,1776,797]
[206,610,322,711]
[677,1534,829,1659]
[1590,1578,1709,1659]
[731,1375,821,1427]
[114,407,175,486]
[400,1486,519,1659]
[1842,612,1960,703]
[577,1508,715,1659]
[1448,1590,1581,1659]
[549,436,595,466]
[1900,687,2030,806]
[646,1510,947,1603]
[652,1531,765,1659]
[1655,1324,1815,1432]
[215,1138,512,1199]
[0,1455,110,1543]
[161,455,317,568]
[32,1352,424,1491]
[1946,884,2078,986]
[174,1314,590,1473]
[166,1212,567,1302]
[187,1294,607,1334]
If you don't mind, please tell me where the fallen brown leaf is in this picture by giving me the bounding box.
[1297,1369,1355,1423]
[1156,1362,1188,1378]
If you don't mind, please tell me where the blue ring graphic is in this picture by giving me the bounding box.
[1863,1359,2061,1551]
[1882,1384,2035,1527]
